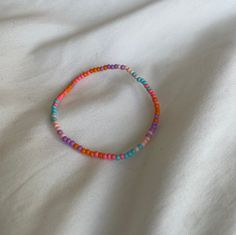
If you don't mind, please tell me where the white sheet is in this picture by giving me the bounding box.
[1,1,236,235]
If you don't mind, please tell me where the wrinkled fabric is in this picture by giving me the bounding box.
[0,1,236,235]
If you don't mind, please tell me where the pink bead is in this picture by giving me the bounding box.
[57,96,63,101]
[120,154,125,160]
[112,155,116,160]
[148,131,153,135]
[142,142,147,147]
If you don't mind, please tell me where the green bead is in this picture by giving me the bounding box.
[51,117,57,122]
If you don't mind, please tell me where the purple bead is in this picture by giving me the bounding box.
[154,114,159,118]
[151,126,157,131]
[114,64,119,69]
[77,146,83,152]
[69,141,75,147]
[110,64,114,69]
[57,130,63,135]
[100,66,104,71]
[62,136,68,142]
[107,64,111,69]
[120,65,126,70]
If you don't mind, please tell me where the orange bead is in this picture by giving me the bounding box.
[73,143,79,149]
[89,151,94,157]
[153,118,159,123]
[98,152,104,158]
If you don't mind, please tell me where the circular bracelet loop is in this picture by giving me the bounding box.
[50,64,160,160]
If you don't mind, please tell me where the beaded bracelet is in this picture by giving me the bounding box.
[51,64,160,160]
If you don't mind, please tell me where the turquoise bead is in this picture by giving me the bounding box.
[130,148,135,155]
[124,153,129,159]
[116,155,121,161]
[138,144,143,150]
[131,71,137,77]
[127,151,133,157]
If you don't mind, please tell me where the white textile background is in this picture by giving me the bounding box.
[0,1,236,235]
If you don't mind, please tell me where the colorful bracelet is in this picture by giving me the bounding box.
[50,64,160,160]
